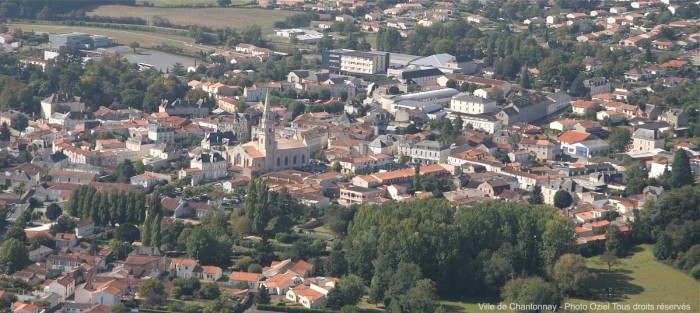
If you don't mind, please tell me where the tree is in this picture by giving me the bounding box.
[45,203,63,221]
[600,251,619,272]
[528,185,544,204]
[116,223,140,242]
[608,127,632,153]
[553,190,573,209]
[198,283,221,299]
[398,153,407,165]
[520,68,532,89]
[625,161,648,195]
[325,243,349,277]
[501,276,562,313]
[332,161,342,173]
[254,285,271,305]
[605,225,624,256]
[151,214,162,248]
[0,122,10,141]
[50,216,76,234]
[412,163,421,191]
[129,41,140,53]
[139,279,167,308]
[141,215,152,246]
[670,148,694,189]
[4,226,26,242]
[541,218,575,265]
[453,116,464,133]
[340,274,365,306]
[217,0,231,6]
[401,279,439,313]
[0,239,29,274]
[553,254,595,296]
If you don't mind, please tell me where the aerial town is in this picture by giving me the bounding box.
[0,0,698,313]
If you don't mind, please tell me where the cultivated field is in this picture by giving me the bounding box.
[87,5,296,31]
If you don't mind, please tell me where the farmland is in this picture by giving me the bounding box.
[87,5,297,32]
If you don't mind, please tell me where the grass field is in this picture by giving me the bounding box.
[568,244,698,313]
[439,245,699,313]
[87,5,296,32]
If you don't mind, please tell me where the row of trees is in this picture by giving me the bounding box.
[242,178,307,236]
[66,185,147,226]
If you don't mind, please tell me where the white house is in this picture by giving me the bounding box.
[44,275,75,301]
[74,218,94,238]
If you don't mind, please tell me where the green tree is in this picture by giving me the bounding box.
[332,161,342,173]
[605,225,624,256]
[0,122,10,141]
[0,239,29,274]
[541,218,575,265]
[116,223,140,242]
[4,226,26,242]
[400,279,439,313]
[553,254,595,296]
[501,276,562,313]
[600,251,619,272]
[151,214,162,248]
[520,67,532,89]
[139,279,167,308]
[325,243,348,277]
[412,163,421,191]
[608,127,632,153]
[670,148,694,188]
[625,161,648,195]
[254,285,271,305]
[553,190,573,209]
[141,214,152,246]
[340,274,365,306]
[217,0,231,6]
[398,153,407,165]
[528,185,544,205]
[129,41,140,53]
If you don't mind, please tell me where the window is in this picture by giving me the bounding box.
[293,155,297,164]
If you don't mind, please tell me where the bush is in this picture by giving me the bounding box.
[275,232,297,243]
[255,305,336,313]
[691,265,700,280]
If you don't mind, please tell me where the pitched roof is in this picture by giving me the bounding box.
[230,271,262,282]
[557,131,592,144]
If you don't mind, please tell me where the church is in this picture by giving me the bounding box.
[226,94,310,173]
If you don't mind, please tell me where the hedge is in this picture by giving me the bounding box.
[256,304,336,313]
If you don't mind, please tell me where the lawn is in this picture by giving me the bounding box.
[568,244,698,313]
[88,5,297,32]
[438,245,698,313]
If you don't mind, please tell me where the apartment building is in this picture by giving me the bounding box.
[322,49,390,75]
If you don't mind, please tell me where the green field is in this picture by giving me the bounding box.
[88,5,296,32]
[568,244,698,313]
[439,245,699,313]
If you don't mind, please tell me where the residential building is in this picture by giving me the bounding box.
[631,126,664,151]
[449,93,497,114]
[322,49,390,75]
